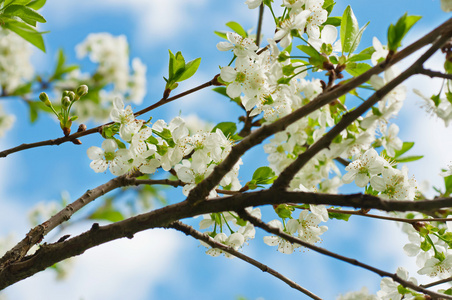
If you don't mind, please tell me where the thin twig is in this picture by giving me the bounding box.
[421,276,452,288]
[236,209,452,300]
[328,209,452,223]
[419,68,452,80]
[0,78,217,158]
[168,221,322,300]
[255,4,264,47]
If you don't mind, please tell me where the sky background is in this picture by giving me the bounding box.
[0,0,452,299]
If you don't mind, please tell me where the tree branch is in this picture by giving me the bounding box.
[419,67,452,80]
[2,187,452,289]
[327,209,452,223]
[421,276,452,288]
[236,209,452,300]
[168,221,322,300]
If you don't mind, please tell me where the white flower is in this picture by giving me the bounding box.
[205,232,245,258]
[382,124,403,157]
[337,287,377,300]
[87,139,131,175]
[440,164,452,177]
[0,28,33,94]
[296,210,327,244]
[305,0,328,39]
[377,267,417,300]
[76,33,130,92]
[263,219,300,254]
[244,0,262,9]
[110,97,141,142]
[274,11,311,48]
[217,32,258,58]
[128,58,147,105]
[308,25,341,54]
[370,166,416,200]
[371,37,389,65]
[418,254,452,278]
[0,105,15,137]
[342,148,387,187]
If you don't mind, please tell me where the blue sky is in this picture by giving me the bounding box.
[0,0,452,299]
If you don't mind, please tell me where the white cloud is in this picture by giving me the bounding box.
[4,227,182,300]
[43,0,208,47]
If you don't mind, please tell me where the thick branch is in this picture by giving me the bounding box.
[271,33,452,189]
[168,221,321,300]
[186,17,452,203]
[2,188,452,289]
[236,209,452,300]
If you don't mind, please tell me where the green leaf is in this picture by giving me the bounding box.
[3,5,46,23]
[393,141,414,157]
[349,21,369,54]
[26,0,45,10]
[324,16,341,27]
[214,31,227,40]
[347,46,375,62]
[252,166,275,182]
[177,57,201,82]
[4,0,31,7]
[322,0,335,15]
[394,155,424,163]
[3,19,46,51]
[345,62,371,76]
[387,13,421,51]
[88,198,124,223]
[212,122,237,137]
[28,100,41,122]
[328,211,351,221]
[226,21,247,38]
[340,5,359,54]
[10,82,32,95]
[274,204,294,219]
[444,174,452,196]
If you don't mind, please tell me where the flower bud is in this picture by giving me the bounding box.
[76,85,89,97]
[67,91,76,102]
[62,96,71,108]
[39,92,52,107]
[62,90,70,97]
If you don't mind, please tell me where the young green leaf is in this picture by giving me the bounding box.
[340,5,359,54]
[177,57,201,82]
[212,122,237,137]
[26,0,45,10]
[226,21,247,38]
[349,21,369,54]
[3,19,46,52]
[324,16,341,27]
[394,155,424,163]
[214,31,227,40]
[347,46,375,62]
[345,62,372,76]
[393,141,414,157]
[387,13,421,51]
[3,5,46,23]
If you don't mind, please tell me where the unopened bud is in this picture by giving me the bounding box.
[62,90,70,97]
[77,124,87,132]
[39,92,52,107]
[67,91,76,102]
[76,85,89,97]
[62,96,71,108]
[72,139,82,145]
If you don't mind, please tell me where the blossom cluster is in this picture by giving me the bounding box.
[57,33,147,122]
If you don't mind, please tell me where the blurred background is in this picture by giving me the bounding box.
[0,0,451,299]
